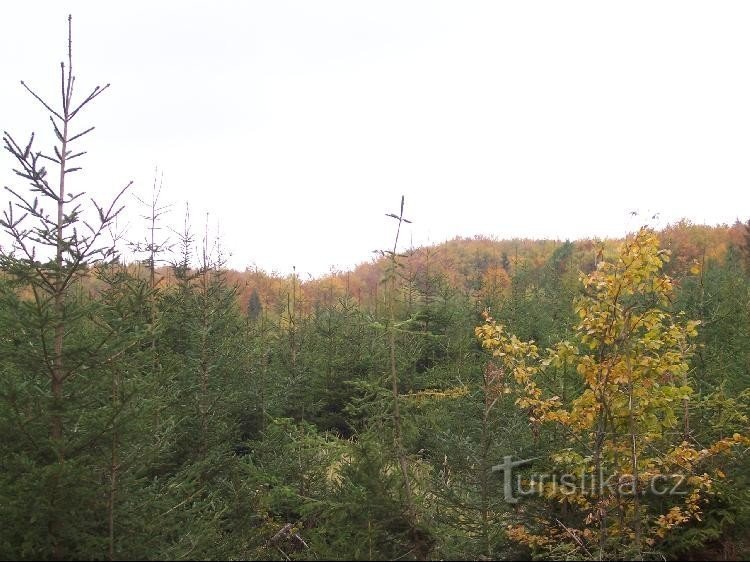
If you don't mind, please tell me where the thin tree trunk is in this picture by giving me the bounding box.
[593,399,607,561]
[628,383,642,560]
[386,197,416,524]
[199,269,210,459]
[108,368,120,561]
[49,28,73,559]
[480,400,491,558]
[390,318,414,516]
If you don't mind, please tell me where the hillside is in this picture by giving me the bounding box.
[3,10,750,561]
[147,219,748,321]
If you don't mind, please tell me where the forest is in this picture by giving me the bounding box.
[2,17,750,562]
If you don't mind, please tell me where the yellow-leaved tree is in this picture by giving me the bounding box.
[476,227,748,560]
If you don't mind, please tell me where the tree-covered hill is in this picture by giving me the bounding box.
[1,17,748,562]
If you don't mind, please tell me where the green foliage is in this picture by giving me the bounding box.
[477,228,750,560]
[1,21,749,560]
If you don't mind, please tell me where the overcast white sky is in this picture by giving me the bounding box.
[2,1,749,276]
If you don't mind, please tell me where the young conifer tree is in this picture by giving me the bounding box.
[384,196,415,523]
[1,16,132,559]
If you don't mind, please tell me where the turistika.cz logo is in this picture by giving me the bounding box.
[492,455,687,504]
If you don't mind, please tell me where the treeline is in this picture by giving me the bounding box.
[1,19,749,561]
[141,220,750,326]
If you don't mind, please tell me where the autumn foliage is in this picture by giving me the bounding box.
[476,227,749,560]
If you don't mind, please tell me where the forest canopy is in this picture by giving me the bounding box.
[1,16,749,562]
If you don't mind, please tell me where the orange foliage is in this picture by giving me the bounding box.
[44,222,747,316]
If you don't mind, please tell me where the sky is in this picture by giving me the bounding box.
[1,1,749,277]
